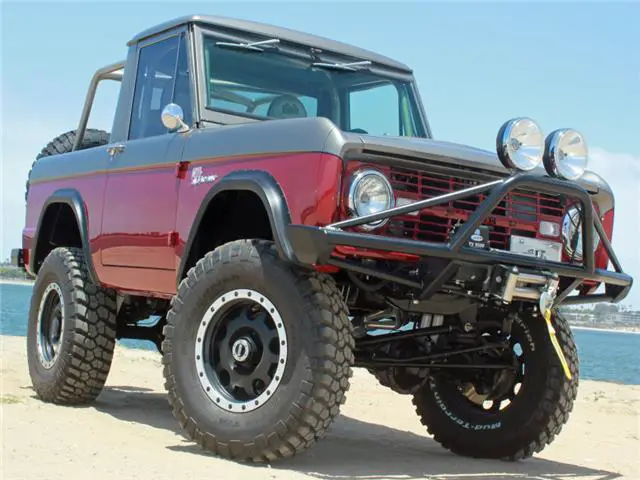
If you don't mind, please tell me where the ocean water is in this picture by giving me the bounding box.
[2,283,639,385]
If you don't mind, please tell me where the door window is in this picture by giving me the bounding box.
[129,34,192,140]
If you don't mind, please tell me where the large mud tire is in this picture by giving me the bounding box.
[27,247,117,404]
[412,311,579,460]
[25,129,109,201]
[162,239,354,463]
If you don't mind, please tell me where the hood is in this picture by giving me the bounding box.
[340,132,612,198]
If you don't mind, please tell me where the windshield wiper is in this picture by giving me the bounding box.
[311,60,372,71]
[215,38,280,52]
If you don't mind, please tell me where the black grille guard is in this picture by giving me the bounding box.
[287,173,633,306]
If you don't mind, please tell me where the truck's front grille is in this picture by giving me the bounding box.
[381,166,566,250]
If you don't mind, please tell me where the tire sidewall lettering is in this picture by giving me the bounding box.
[431,380,502,430]
[513,314,536,352]
[422,313,549,432]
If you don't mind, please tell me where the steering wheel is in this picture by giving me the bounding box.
[267,95,308,119]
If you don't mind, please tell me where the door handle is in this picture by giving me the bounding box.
[107,144,125,157]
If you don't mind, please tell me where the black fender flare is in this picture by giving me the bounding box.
[177,170,298,285]
[31,189,100,285]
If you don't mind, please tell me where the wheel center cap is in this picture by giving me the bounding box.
[231,337,252,362]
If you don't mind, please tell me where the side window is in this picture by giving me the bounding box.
[348,83,400,136]
[129,35,180,140]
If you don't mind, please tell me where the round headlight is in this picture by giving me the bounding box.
[348,169,394,230]
[496,117,544,172]
[562,205,600,262]
[543,128,588,180]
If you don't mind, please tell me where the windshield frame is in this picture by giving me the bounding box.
[191,25,433,138]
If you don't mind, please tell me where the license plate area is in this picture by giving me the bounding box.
[509,235,562,262]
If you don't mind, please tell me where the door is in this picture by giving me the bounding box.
[100,31,193,271]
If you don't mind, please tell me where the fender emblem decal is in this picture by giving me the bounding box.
[191,166,218,186]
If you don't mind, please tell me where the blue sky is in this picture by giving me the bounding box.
[2,1,639,305]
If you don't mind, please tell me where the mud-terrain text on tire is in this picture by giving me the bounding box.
[412,311,579,460]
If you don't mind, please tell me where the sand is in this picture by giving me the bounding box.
[1,334,638,480]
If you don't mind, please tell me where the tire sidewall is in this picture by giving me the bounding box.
[168,251,319,442]
[418,313,565,441]
[27,250,76,388]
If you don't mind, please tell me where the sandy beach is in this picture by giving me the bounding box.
[1,334,638,480]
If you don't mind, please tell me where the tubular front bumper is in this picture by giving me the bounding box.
[287,173,633,306]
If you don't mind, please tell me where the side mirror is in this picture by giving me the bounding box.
[161,103,189,133]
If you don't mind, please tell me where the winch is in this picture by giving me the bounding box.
[490,264,559,305]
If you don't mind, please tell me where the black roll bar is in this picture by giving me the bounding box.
[72,61,125,151]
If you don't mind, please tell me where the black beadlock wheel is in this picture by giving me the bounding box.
[412,311,579,460]
[27,247,117,404]
[162,239,354,463]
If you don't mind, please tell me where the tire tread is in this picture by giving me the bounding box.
[29,247,117,405]
[412,311,579,460]
[162,239,354,462]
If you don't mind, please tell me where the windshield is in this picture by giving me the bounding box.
[201,36,427,137]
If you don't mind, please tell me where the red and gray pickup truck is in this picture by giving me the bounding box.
[12,14,632,464]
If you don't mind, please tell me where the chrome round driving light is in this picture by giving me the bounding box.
[543,128,588,181]
[496,117,544,172]
[562,205,600,262]
[348,169,394,230]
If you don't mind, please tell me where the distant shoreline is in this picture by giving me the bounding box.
[571,326,640,335]
[0,278,35,287]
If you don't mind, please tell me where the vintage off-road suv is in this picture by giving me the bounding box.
[12,15,633,463]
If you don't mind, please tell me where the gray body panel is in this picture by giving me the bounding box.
[128,15,412,73]
[180,117,344,162]
[29,116,614,213]
[28,144,113,183]
[28,117,343,183]
[341,132,614,199]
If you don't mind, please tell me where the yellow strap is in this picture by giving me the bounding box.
[544,309,572,381]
